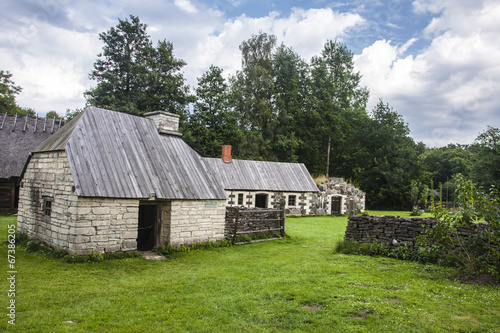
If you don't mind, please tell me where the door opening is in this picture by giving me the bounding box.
[255,194,268,208]
[331,197,342,215]
[138,204,158,251]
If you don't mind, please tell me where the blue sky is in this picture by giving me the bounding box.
[1,0,499,147]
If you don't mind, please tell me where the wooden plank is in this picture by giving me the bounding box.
[232,207,239,245]
[236,228,283,235]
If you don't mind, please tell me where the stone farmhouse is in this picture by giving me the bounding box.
[0,113,64,211]
[17,107,320,254]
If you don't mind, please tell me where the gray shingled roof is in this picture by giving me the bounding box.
[0,113,64,179]
[203,158,319,193]
[34,107,227,200]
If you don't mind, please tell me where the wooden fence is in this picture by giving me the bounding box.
[226,207,286,245]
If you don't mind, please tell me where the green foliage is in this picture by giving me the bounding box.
[157,239,232,256]
[418,174,500,279]
[85,15,192,115]
[336,239,440,264]
[64,107,84,121]
[0,70,24,114]
[183,65,243,157]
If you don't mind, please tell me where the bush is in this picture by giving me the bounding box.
[418,174,500,280]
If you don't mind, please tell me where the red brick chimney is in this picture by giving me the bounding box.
[221,145,232,163]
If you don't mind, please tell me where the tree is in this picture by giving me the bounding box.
[272,45,310,162]
[303,40,369,176]
[85,15,192,115]
[352,100,429,209]
[65,108,84,122]
[184,66,242,157]
[471,126,500,189]
[46,111,62,119]
[231,32,278,160]
[0,70,23,115]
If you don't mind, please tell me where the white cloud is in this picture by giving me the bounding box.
[187,7,365,84]
[356,0,500,146]
[174,0,198,14]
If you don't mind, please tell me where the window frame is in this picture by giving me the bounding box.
[288,195,297,207]
[43,197,53,217]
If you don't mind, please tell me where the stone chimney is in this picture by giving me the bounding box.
[222,145,232,163]
[144,111,182,136]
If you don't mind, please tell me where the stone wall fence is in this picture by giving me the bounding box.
[345,214,490,247]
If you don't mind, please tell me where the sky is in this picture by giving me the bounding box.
[1,0,499,147]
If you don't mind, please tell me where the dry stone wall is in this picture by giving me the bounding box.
[345,214,490,247]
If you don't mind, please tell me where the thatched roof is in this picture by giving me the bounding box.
[0,113,64,179]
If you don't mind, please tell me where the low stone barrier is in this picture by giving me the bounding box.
[345,214,490,247]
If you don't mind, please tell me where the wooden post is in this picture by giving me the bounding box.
[232,207,240,245]
[280,199,286,238]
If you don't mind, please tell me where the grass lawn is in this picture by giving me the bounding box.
[1,213,499,332]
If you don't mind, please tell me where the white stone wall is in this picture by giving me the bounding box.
[167,199,226,246]
[17,151,140,255]
[18,151,79,251]
[74,197,139,254]
[224,190,315,215]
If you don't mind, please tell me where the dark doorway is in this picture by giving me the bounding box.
[138,204,158,251]
[255,194,268,208]
[331,197,342,215]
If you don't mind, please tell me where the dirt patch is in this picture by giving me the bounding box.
[457,273,499,286]
[140,251,165,260]
[351,309,375,320]
[379,262,394,266]
[387,298,402,303]
[302,304,323,311]
[348,284,369,288]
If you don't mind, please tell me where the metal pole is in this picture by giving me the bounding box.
[326,136,331,177]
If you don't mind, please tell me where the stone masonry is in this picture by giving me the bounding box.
[17,151,139,255]
[345,214,490,247]
[166,200,226,247]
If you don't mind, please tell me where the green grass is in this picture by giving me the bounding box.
[1,213,499,332]
[364,210,435,218]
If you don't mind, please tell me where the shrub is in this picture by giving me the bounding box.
[26,240,42,252]
[417,174,500,279]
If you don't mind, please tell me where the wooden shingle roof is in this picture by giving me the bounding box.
[203,158,319,193]
[34,107,226,200]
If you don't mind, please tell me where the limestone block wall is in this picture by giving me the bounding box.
[74,197,139,254]
[18,151,140,255]
[18,151,79,251]
[167,199,226,246]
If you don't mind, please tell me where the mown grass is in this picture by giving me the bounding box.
[1,213,499,332]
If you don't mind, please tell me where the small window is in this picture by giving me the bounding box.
[43,197,53,217]
[237,193,244,205]
[288,195,296,207]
